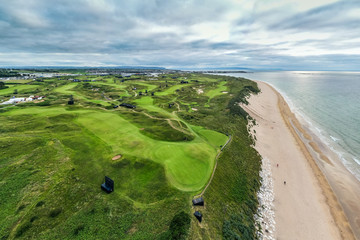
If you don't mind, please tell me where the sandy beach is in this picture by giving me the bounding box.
[243,81,360,240]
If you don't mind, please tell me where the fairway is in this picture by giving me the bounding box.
[53,83,111,106]
[76,111,222,191]
[157,84,187,96]
[0,84,38,95]
[206,81,227,99]
[132,81,158,91]
[3,105,226,191]
[134,96,174,118]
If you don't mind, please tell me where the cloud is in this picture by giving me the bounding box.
[0,0,359,70]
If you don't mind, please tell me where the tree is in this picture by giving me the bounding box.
[169,211,191,240]
[13,89,18,94]
[0,81,8,89]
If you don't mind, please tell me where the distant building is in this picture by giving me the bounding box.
[1,95,45,105]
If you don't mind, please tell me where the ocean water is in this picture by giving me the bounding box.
[220,71,360,181]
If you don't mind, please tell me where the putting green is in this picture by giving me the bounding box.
[192,126,228,148]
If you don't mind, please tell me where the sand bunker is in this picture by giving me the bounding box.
[112,155,122,160]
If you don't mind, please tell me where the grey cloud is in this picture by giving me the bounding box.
[268,0,360,31]
[0,0,360,70]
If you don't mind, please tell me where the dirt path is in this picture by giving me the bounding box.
[129,100,232,197]
[101,91,111,101]
[131,103,191,135]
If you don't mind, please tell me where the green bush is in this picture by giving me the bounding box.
[0,81,8,89]
[168,211,191,240]
[49,208,62,218]
[15,223,31,238]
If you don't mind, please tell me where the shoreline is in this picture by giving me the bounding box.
[244,81,359,239]
[274,83,356,239]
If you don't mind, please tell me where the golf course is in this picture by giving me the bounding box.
[0,72,261,239]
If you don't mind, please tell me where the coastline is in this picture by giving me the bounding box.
[244,81,358,239]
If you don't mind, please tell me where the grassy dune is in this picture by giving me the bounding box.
[0,73,261,239]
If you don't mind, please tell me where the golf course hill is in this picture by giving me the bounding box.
[0,70,261,239]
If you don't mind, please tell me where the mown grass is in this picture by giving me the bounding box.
[0,84,39,96]
[205,81,227,99]
[0,73,261,239]
[75,110,219,191]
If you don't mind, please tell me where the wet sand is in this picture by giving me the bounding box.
[243,81,359,240]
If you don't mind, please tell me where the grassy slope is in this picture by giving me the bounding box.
[181,75,262,239]
[0,112,188,239]
[76,110,222,191]
[205,81,227,99]
[0,73,261,239]
[53,83,110,106]
[0,85,39,96]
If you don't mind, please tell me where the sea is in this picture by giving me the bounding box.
[219,71,360,182]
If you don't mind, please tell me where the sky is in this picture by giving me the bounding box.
[0,0,360,70]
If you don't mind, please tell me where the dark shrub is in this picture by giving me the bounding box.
[74,225,85,235]
[169,211,191,240]
[49,208,62,218]
[36,201,45,207]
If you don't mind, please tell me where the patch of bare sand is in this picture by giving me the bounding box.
[112,155,122,160]
[243,81,357,240]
